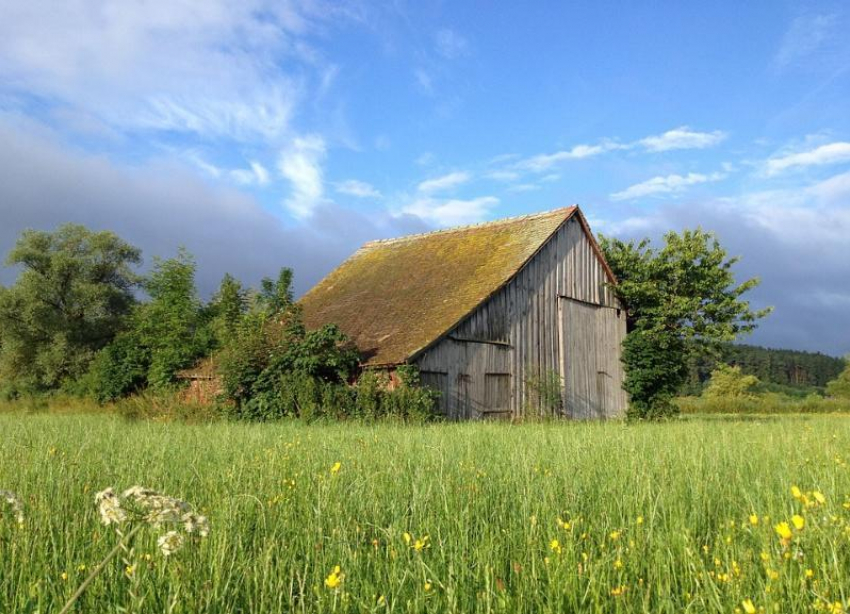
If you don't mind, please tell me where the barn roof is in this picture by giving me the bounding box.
[300,206,609,366]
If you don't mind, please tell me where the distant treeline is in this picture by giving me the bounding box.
[684,344,845,395]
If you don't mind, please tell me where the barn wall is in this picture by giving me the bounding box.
[415,216,626,419]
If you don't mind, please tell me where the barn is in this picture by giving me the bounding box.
[300,206,628,420]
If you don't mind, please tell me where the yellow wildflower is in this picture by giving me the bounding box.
[742,599,757,614]
[774,522,792,541]
[609,531,620,541]
[403,532,411,545]
[805,569,814,578]
[749,514,759,526]
[613,558,623,570]
[791,486,802,500]
[413,536,429,552]
[636,516,644,525]
[377,595,386,606]
[549,539,562,554]
[424,582,432,591]
[61,572,68,581]
[324,566,343,589]
[813,491,826,505]
[791,515,805,531]
[330,462,342,475]
[610,585,626,597]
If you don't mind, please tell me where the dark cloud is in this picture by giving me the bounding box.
[0,120,428,297]
[608,196,850,357]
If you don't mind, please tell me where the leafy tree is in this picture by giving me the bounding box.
[703,364,760,399]
[825,359,850,399]
[86,249,212,400]
[207,273,247,346]
[0,224,141,392]
[600,229,771,419]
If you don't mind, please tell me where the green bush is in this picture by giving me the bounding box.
[703,364,759,399]
[622,331,689,420]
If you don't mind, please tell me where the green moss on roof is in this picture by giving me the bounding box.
[299,207,578,366]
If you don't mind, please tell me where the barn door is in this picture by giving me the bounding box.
[559,297,625,419]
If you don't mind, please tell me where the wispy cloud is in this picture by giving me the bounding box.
[774,13,841,70]
[0,1,354,143]
[435,29,469,59]
[231,161,271,186]
[610,172,725,201]
[765,142,850,176]
[279,135,326,218]
[417,171,471,193]
[402,195,499,226]
[516,142,625,172]
[336,179,381,198]
[639,126,727,152]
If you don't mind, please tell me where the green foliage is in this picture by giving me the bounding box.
[825,360,850,399]
[0,224,141,392]
[87,250,213,400]
[600,229,770,420]
[703,364,760,399]
[523,369,563,416]
[621,331,689,420]
[683,343,844,395]
[206,273,247,346]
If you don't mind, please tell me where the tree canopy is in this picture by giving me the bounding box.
[600,228,771,418]
[0,224,141,392]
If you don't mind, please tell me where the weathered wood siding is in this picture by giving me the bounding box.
[414,216,626,419]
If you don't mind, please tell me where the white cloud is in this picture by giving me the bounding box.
[402,196,499,227]
[517,142,623,172]
[279,135,326,218]
[336,179,381,198]
[774,13,841,70]
[639,126,727,152]
[764,142,850,176]
[417,171,471,193]
[231,161,270,186]
[435,29,469,59]
[507,183,540,193]
[0,0,351,141]
[610,172,725,201]
[485,170,521,182]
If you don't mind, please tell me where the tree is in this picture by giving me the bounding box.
[86,249,212,400]
[0,224,141,392]
[133,249,211,389]
[825,359,850,399]
[599,228,770,419]
[703,364,760,399]
[207,273,247,346]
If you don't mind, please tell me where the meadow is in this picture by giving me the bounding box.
[2,412,850,614]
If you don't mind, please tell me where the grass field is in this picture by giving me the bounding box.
[2,413,850,613]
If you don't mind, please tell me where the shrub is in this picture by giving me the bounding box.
[703,364,760,399]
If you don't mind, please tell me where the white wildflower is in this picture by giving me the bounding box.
[122,486,190,527]
[182,512,210,537]
[157,530,185,556]
[1,489,24,525]
[94,488,127,526]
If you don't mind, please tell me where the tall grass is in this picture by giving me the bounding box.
[2,413,850,613]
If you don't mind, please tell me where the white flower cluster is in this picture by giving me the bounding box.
[1,489,24,525]
[94,485,209,556]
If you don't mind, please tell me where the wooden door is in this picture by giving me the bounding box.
[559,298,599,419]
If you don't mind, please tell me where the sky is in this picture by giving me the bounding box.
[0,1,849,356]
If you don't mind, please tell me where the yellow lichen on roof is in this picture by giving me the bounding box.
[299,207,577,366]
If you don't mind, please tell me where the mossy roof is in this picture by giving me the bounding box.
[299,206,581,366]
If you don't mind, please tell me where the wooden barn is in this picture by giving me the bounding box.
[300,206,628,420]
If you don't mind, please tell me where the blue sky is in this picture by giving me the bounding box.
[1,1,849,355]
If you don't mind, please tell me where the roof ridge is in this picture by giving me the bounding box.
[361,205,578,248]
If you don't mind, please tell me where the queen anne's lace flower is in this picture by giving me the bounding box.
[1,489,25,525]
[157,530,185,556]
[96,485,209,557]
[94,488,127,526]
